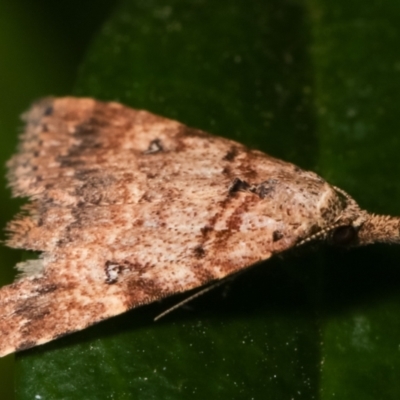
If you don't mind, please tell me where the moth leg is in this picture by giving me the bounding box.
[154,271,245,321]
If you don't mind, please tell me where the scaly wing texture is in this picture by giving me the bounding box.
[0,97,341,356]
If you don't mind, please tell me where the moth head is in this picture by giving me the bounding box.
[328,207,400,247]
[298,186,400,248]
[332,186,400,246]
[307,212,400,248]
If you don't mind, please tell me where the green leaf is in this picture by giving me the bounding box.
[15,0,400,399]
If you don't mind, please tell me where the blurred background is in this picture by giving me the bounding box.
[0,1,118,398]
[3,1,400,399]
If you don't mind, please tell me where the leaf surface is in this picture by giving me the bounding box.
[15,1,400,399]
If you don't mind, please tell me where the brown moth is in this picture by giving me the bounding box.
[0,97,399,357]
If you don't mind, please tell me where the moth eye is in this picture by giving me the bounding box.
[331,225,357,246]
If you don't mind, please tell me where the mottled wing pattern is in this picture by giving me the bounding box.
[0,97,341,356]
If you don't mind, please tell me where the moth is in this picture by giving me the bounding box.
[0,97,398,357]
